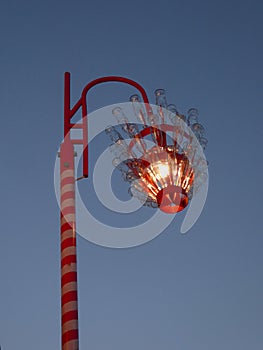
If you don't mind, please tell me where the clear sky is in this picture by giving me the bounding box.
[1,0,263,349]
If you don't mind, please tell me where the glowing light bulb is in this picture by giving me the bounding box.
[156,163,170,179]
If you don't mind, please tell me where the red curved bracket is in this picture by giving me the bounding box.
[64,72,153,178]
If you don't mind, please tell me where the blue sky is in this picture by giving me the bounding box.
[1,0,263,349]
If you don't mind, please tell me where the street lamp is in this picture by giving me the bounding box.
[105,94,207,214]
[59,72,208,350]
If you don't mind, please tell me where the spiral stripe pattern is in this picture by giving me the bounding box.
[60,140,79,350]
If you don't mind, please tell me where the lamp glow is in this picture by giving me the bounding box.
[106,89,208,214]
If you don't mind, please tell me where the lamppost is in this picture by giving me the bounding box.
[59,72,208,350]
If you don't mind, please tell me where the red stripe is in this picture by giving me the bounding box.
[61,206,75,216]
[61,255,77,267]
[62,290,78,305]
[61,237,76,251]
[61,177,74,187]
[61,272,77,286]
[62,310,78,324]
[61,191,75,202]
[62,330,78,344]
[61,221,74,232]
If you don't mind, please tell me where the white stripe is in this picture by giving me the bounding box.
[61,229,74,242]
[62,263,77,276]
[62,301,78,314]
[61,169,74,180]
[61,184,75,196]
[63,319,78,334]
[62,213,75,223]
[61,216,73,226]
[62,281,77,295]
[61,247,76,260]
[62,339,79,350]
[61,198,75,210]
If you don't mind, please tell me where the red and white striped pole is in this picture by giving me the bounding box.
[60,136,79,350]
[59,72,151,350]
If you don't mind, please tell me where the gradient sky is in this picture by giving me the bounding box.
[1,0,263,349]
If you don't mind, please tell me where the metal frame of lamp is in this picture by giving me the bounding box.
[59,72,208,350]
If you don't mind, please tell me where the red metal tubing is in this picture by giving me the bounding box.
[80,76,153,177]
[64,72,153,178]
[80,75,152,115]
[64,73,153,137]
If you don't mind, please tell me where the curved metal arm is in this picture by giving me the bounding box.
[64,72,153,177]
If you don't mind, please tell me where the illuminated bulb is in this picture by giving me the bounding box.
[155,163,170,179]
